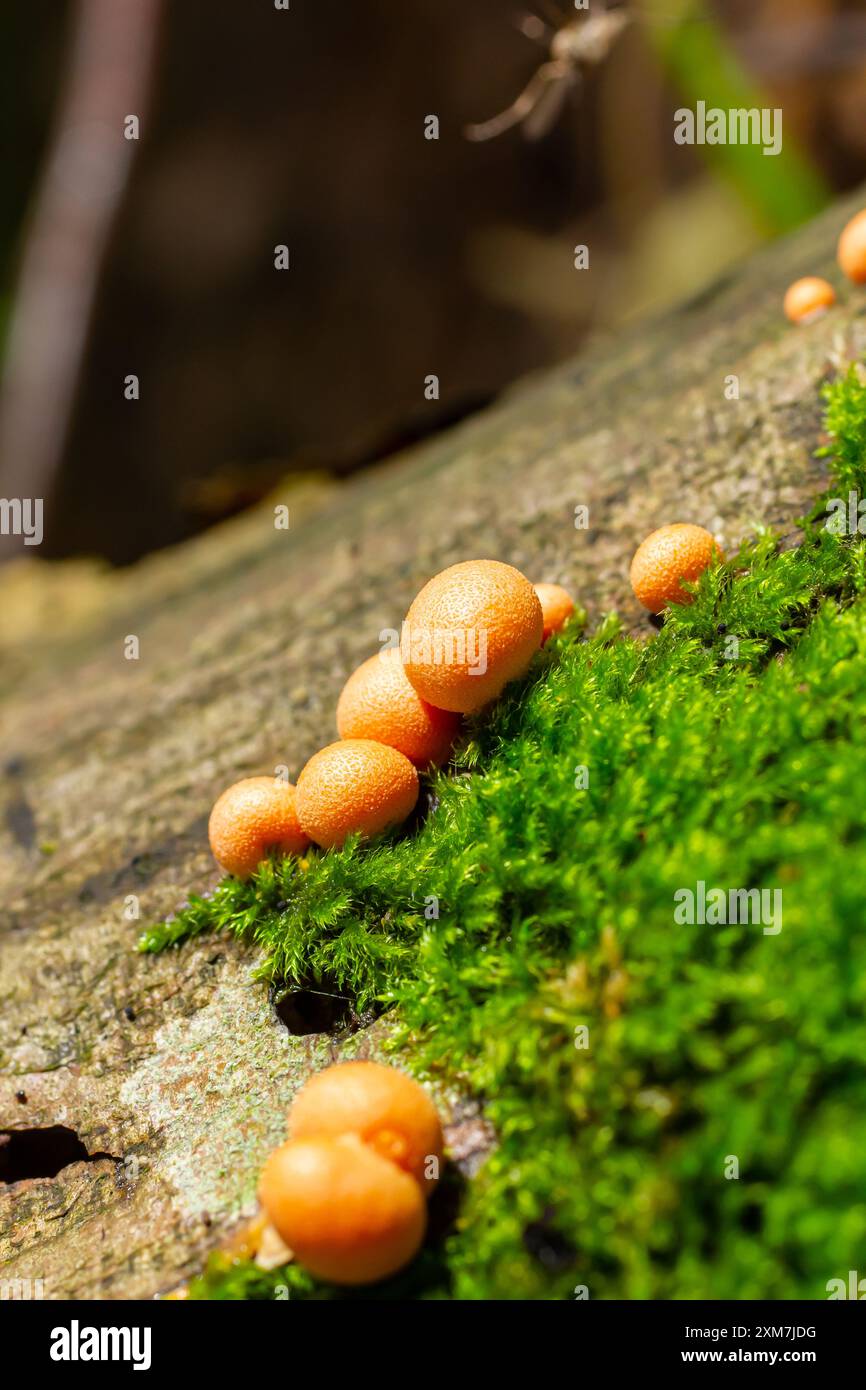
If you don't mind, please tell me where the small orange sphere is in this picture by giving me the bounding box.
[402,559,543,713]
[630,524,724,613]
[336,648,460,768]
[783,276,835,324]
[208,776,309,877]
[838,208,866,284]
[258,1134,427,1286]
[533,582,576,644]
[289,1060,444,1194]
[295,739,419,848]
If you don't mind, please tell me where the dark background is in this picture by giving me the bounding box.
[2,0,866,563]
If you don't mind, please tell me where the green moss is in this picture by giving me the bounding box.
[819,362,866,497]
[187,1245,454,1302]
[146,365,866,1300]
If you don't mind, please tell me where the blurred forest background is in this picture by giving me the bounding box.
[1,0,866,574]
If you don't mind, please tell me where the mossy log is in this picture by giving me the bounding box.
[1,187,865,1298]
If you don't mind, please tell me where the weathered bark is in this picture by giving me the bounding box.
[1,188,864,1298]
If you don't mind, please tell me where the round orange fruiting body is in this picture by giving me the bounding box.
[258,1134,427,1286]
[838,208,866,284]
[629,524,724,613]
[336,648,460,769]
[402,559,543,713]
[533,582,576,644]
[207,776,309,878]
[783,276,835,324]
[288,1060,444,1194]
[295,739,419,849]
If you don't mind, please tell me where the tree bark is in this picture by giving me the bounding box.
[1,187,863,1297]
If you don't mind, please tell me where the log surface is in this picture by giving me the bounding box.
[1,189,864,1298]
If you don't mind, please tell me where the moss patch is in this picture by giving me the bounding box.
[144,367,866,1300]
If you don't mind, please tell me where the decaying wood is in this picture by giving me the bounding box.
[1,188,864,1298]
